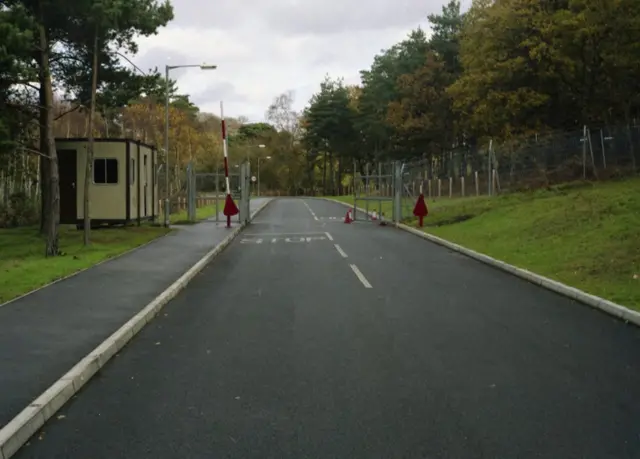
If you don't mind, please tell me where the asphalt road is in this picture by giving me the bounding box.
[0,199,267,428]
[14,198,640,458]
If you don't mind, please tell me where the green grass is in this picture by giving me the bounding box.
[159,198,243,225]
[0,224,171,304]
[170,203,220,224]
[329,178,640,310]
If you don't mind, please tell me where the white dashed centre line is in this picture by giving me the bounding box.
[324,232,334,241]
[303,201,319,220]
[350,264,373,288]
[334,244,348,258]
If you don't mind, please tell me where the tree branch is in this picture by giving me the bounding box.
[15,81,40,92]
[17,143,49,158]
[54,104,83,120]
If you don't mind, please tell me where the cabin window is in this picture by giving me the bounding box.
[94,158,118,184]
[130,158,135,185]
[143,155,148,182]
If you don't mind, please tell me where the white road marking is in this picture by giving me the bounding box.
[244,232,324,236]
[334,244,348,258]
[241,236,327,244]
[302,201,319,220]
[350,264,372,288]
[324,232,334,241]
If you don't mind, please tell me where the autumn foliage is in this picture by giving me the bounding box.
[302,0,640,193]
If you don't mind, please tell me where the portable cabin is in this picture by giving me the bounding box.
[55,138,159,228]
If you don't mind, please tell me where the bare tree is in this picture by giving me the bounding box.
[265,90,300,140]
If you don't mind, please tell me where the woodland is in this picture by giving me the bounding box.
[1,0,639,256]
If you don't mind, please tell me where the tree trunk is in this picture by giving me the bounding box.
[328,152,334,195]
[39,83,51,235]
[322,153,327,195]
[37,19,60,257]
[624,105,638,172]
[337,157,343,195]
[84,30,100,245]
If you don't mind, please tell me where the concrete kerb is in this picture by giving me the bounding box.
[320,197,640,328]
[0,198,272,459]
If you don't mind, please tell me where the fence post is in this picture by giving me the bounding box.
[461,176,465,197]
[428,179,432,199]
[449,177,453,198]
[186,162,196,222]
[474,171,479,196]
[393,161,402,223]
[215,171,220,222]
[600,129,607,169]
[488,139,493,196]
[582,125,587,179]
[587,128,598,180]
[437,179,442,198]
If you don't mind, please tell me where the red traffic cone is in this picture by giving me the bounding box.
[344,209,353,224]
[413,193,428,227]
[223,194,239,228]
[371,211,377,220]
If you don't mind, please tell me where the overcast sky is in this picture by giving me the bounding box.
[127,0,471,122]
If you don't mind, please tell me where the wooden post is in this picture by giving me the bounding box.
[474,171,479,196]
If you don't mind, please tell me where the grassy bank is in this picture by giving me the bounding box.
[330,178,640,310]
[0,224,171,304]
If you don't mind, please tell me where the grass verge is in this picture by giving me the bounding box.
[159,198,245,225]
[170,203,220,224]
[0,224,171,304]
[329,178,640,310]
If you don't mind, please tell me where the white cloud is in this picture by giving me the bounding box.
[122,0,470,122]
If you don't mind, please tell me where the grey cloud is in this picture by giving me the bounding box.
[191,81,251,107]
[261,0,439,35]
[165,0,246,29]
[167,0,446,35]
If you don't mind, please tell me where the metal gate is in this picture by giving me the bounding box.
[398,159,427,222]
[183,161,246,224]
[351,161,406,224]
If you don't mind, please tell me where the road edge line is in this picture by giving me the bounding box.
[0,199,272,459]
[318,197,640,328]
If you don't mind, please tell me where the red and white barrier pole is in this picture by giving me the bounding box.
[220,101,239,227]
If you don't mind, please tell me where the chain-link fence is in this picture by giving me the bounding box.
[384,123,639,221]
[399,123,639,203]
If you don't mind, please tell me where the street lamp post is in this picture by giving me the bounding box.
[257,152,271,197]
[163,63,216,227]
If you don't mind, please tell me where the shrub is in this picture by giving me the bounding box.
[0,192,39,228]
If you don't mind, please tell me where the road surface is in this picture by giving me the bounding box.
[15,198,640,458]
